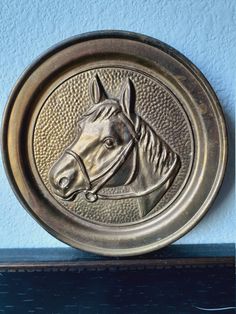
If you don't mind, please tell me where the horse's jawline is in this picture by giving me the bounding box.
[55,189,84,202]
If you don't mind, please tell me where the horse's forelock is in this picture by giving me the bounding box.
[82,99,121,122]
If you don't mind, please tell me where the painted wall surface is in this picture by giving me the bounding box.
[0,0,235,248]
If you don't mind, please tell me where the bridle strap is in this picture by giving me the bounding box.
[65,138,136,203]
[97,155,178,200]
[88,139,135,196]
[65,142,178,202]
[64,114,177,202]
[65,149,91,190]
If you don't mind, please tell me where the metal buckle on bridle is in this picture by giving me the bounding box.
[84,191,98,203]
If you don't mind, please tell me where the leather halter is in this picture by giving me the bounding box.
[65,137,137,202]
[64,113,139,202]
[65,115,178,203]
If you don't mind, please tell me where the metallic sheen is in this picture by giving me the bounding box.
[1,31,227,256]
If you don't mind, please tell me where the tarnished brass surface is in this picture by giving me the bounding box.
[1,31,227,256]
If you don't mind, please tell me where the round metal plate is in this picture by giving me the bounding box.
[2,31,227,256]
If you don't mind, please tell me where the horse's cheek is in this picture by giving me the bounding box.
[81,145,103,172]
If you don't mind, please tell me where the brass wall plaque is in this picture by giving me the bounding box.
[2,31,227,256]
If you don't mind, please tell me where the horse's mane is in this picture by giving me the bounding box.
[138,118,176,176]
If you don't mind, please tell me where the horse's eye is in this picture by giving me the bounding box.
[104,137,115,149]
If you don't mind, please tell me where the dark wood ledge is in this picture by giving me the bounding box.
[0,244,235,313]
[0,244,234,272]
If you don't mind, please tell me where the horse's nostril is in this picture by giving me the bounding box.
[59,177,69,189]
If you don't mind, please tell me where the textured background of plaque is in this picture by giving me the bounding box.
[33,68,193,224]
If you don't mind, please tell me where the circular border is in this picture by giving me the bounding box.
[1,31,227,256]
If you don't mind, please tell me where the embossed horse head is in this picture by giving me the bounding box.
[49,75,181,218]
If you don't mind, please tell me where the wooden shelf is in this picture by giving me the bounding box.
[0,244,235,313]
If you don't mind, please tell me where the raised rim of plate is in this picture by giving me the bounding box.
[1,30,227,256]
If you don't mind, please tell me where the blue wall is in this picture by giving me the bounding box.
[0,0,235,248]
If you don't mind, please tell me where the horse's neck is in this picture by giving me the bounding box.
[130,120,180,218]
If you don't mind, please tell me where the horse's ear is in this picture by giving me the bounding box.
[120,78,136,119]
[89,75,107,104]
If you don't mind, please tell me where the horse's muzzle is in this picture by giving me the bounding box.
[48,152,84,200]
